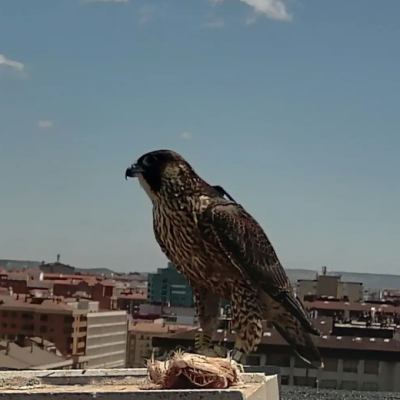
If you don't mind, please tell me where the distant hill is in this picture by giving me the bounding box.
[0,260,117,277]
[0,260,41,271]
[75,267,116,277]
[1,259,399,291]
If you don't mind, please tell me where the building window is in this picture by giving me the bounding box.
[266,353,291,367]
[341,380,358,390]
[293,377,316,387]
[40,315,48,322]
[246,355,261,366]
[342,359,358,373]
[320,380,337,389]
[281,376,289,385]
[63,327,73,334]
[2,323,7,328]
[294,357,310,369]
[64,316,74,323]
[323,358,338,372]
[364,360,379,375]
[11,312,17,318]
[361,382,379,391]
[21,313,33,320]
[22,324,34,331]
[40,325,47,333]
[2,311,8,317]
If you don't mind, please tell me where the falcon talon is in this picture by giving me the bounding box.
[125,149,324,370]
[230,349,243,363]
[194,332,212,350]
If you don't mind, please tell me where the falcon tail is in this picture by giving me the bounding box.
[272,313,324,369]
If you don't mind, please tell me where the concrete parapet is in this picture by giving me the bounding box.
[0,368,280,400]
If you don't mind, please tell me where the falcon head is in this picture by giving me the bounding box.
[125,149,198,200]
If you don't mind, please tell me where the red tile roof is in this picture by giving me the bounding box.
[118,292,147,300]
[98,280,115,287]
[0,296,75,313]
[53,279,81,286]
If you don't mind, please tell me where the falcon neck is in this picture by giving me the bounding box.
[158,174,211,200]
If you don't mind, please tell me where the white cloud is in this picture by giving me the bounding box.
[181,132,193,140]
[38,120,53,129]
[0,54,24,73]
[138,5,156,24]
[205,17,225,28]
[211,0,292,22]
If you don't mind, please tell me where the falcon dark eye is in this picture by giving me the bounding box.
[142,155,158,167]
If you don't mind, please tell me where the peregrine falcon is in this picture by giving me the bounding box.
[125,149,323,368]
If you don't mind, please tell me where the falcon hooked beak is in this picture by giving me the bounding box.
[125,164,144,180]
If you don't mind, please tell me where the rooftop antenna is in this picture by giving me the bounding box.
[57,254,60,263]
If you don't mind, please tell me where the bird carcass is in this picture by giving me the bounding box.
[142,350,243,390]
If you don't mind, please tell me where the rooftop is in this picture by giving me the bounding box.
[129,321,193,334]
[0,295,76,313]
[0,340,72,370]
[119,291,147,300]
[98,280,116,287]
[304,299,400,314]
[165,326,400,353]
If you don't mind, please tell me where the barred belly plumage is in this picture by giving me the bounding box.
[153,201,226,290]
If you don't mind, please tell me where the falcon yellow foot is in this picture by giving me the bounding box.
[195,344,228,358]
[226,348,245,373]
[194,332,228,358]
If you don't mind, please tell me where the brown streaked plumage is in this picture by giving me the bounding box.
[125,149,323,368]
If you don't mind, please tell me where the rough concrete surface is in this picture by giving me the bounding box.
[282,386,400,399]
[0,368,279,400]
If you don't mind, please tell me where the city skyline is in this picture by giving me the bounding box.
[1,0,399,273]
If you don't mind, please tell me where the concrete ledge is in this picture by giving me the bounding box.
[244,365,282,399]
[0,368,280,400]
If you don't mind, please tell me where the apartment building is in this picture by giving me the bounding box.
[117,290,147,317]
[304,299,400,325]
[0,295,87,356]
[81,309,128,369]
[296,267,364,302]
[147,262,194,307]
[152,319,400,392]
[0,293,130,369]
[138,303,198,325]
[127,321,193,367]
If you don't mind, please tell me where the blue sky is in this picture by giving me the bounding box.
[0,0,399,274]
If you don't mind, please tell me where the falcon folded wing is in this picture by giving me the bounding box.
[201,201,319,336]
